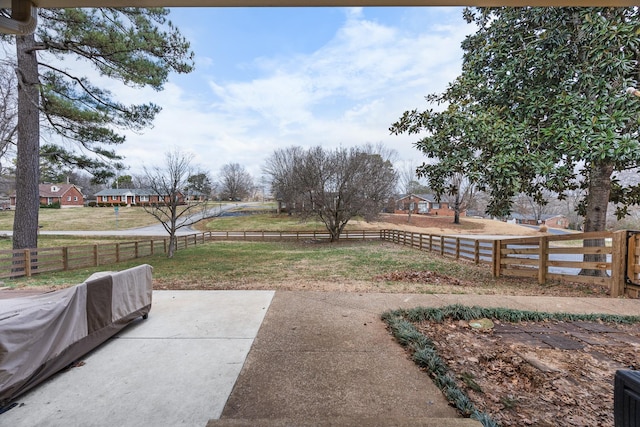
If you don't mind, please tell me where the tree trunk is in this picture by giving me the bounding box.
[453,193,461,225]
[580,161,613,277]
[13,34,40,250]
[167,234,176,258]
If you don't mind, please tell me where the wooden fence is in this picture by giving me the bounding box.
[0,230,381,279]
[380,229,495,265]
[380,229,640,298]
[4,228,639,298]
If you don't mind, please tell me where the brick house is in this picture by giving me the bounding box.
[10,184,84,208]
[93,188,185,206]
[394,194,464,217]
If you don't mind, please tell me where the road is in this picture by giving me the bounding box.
[0,202,259,237]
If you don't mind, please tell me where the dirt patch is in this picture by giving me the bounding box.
[412,318,640,427]
[151,273,612,297]
[374,270,472,287]
[355,214,543,236]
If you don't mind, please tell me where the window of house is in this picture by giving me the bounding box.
[74,197,78,201]
[139,195,149,202]
[432,203,440,209]
[102,196,108,202]
[67,196,71,201]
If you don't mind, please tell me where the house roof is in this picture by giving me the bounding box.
[510,213,566,221]
[94,188,156,196]
[398,193,438,202]
[38,184,82,198]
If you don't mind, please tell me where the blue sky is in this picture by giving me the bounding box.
[112,7,473,181]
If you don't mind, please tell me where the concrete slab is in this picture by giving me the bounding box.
[221,292,460,422]
[1,290,274,427]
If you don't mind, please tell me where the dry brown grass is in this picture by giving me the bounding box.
[355,213,543,236]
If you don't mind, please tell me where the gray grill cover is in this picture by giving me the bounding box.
[0,264,153,405]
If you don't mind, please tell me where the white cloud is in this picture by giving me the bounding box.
[113,9,473,180]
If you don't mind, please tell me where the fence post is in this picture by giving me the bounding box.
[611,230,628,298]
[429,235,433,252]
[24,249,31,277]
[492,240,501,277]
[440,236,445,256]
[116,243,120,262]
[62,247,69,271]
[164,239,167,254]
[93,244,98,267]
[455,238,460,260]
[538,236,549,284]
[474,240,480,264]
[150,240,154,256]
[135,242,139,259]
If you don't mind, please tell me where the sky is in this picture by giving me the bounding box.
[86,7,474,182]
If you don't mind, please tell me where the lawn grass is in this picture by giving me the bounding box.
[200,213,339,232]
[0,208,609,298]
[6,240,497,291]
[0,207,158,231]
[0,202,239,233]
[0,234,138,251]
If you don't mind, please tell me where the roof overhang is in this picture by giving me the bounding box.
[2,0,638,35]
[2,0,639,8]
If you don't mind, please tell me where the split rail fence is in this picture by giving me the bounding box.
[380,229,640,298]
[2,228,638,298]
[0,230,379,280]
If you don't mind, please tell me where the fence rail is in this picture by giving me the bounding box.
[4,228,638,298]
[0,230,381,279]
[379,229,639,298]
[380,229,494,265]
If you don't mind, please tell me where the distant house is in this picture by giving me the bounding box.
[508,213,569,229]
[93,188,185,206]
[394,194,464,218]
[10,184,84,208]
[183,190,207,202]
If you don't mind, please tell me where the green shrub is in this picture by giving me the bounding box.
[40,201,61,209]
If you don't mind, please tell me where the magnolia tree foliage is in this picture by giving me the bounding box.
[4,8,194,249]
[264,145,398,241]
[391,7,640,234]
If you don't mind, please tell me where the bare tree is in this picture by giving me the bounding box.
[143,149,203,258]
[512,191,553,223]
[0,68,17,172]
[218,163,254,201]
[398,161,430,195]
[265,144,398,241]
[263,146,305,213]
[443,173,476,225]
